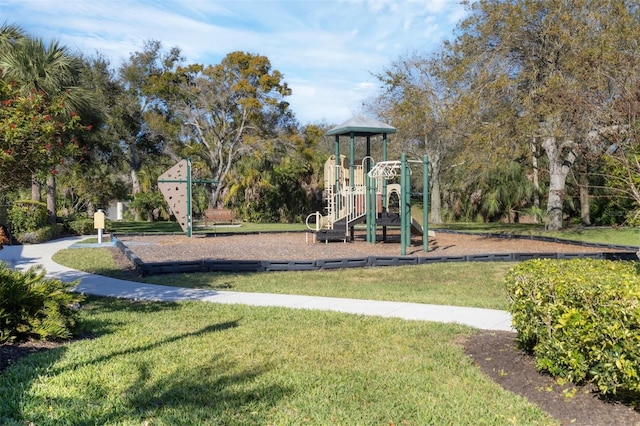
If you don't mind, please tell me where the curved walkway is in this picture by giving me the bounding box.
[0,237,513,331]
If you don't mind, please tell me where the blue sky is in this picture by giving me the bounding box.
[1,0,469,124]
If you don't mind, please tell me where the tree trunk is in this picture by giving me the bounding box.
[531,139,540,223]
[579,172,591,226]
[46,174,56,225]
[542,136,575,231]
[86,201,96,218]
[429,157,443,224]
[31,176,41,202]
[130,168,142,221]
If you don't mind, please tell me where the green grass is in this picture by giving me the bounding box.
[434,222,640,247]
[53,248,512,310]
[0,297,555,425]
[141,263,513,310]
[54,247,136,280]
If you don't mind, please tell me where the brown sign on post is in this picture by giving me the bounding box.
[158,159,189,234]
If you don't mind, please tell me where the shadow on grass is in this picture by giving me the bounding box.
[54,317,240,375]
[78,296,183,320]
[1,309,263,424]
[121,361,291,423]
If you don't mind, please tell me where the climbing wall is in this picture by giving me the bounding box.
[158,159,189,233]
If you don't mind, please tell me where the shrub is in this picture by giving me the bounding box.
[505,258,640,395]
[0,264,83,343]
[7,200,48,235]
[68,218,94,235]
[17,224,63,244]
[67,218,112,235]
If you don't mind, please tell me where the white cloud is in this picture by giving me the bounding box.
[2,0,468,123]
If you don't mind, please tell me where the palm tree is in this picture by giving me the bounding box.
[0,25,96,223]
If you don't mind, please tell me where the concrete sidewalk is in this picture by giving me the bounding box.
[0,237,513,331]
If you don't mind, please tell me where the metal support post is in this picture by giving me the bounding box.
[423,155,429,252]
[400,153,408,255]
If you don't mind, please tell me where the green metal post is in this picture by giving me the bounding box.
[371,172,377,242]
[349,132,355,191]
[366,173,371,243]
[186,158,193,238]
[334,135,340,217]
[423,155,429,252]
[365,135,373,243]
[366,136,371,170]
[382,133,388,212]
[400,153,407,255]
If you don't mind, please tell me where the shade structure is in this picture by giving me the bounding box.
[326,114,396,137]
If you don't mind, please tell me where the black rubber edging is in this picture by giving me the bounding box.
[112,233,639,277]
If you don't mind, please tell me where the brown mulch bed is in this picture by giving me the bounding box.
[465,331,640,425]
[116,231,630,263]
[2,232,638,424]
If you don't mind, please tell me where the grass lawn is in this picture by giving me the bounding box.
[434,222,640,247]
[16,222,634,424]
[53,247,513,310]
[0,297,554,425]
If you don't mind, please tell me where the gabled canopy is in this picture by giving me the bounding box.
[326,114,396,137]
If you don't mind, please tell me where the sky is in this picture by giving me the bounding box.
[1,0,469,125]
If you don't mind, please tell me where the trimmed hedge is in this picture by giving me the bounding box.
[0,264,84,344]
[505,258,640,395]
[17,223,63,244]
[67,218,112,235]
[7,200,48,235]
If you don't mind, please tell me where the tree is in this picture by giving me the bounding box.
[54,54,130,217]
[446,0,640,229]
[169,51,294,207]
[114,40,182,200]
[225,125,325,222]
[0,87,86,190]
[601,75,640,224]
[372,53,467,223]
[0,25,97,223]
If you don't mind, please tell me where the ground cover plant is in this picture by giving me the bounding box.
[0,297,554,425]
[0,264,83,344]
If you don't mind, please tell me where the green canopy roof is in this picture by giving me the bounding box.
[326,114,396,137]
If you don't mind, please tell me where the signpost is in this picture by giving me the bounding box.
[93,209,105,244]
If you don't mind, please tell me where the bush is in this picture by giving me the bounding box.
[17,224,63,244]
[67,218,95,235]
[505,258,640,395]
[7,200,48,235]
[0,264,84,344]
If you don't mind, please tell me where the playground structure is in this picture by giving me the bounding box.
[306,115,432,255]
[158,158,218,237]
